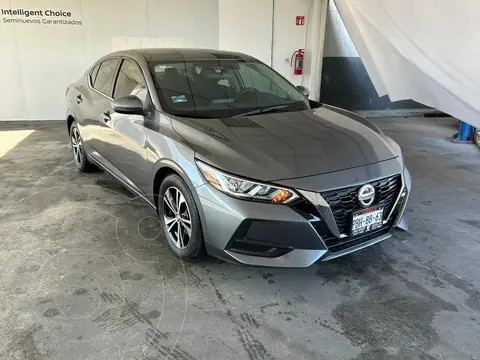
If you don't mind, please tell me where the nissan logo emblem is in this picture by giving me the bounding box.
[358,184,375,208]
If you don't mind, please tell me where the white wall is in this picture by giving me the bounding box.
[272,0,310,85]
[218,0,273,66]
[1,0,326,120]
[1,0,86,120]
[0,0,218,120]
[219,0,319,87]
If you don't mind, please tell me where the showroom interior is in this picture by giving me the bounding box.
[0,0,479,359]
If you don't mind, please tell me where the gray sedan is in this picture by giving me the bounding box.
[66,48,410,268]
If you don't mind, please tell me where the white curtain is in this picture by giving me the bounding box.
[334,0,480,127]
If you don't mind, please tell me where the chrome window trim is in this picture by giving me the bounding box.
[88,82,114,100]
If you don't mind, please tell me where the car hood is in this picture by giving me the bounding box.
[171,104,401,181]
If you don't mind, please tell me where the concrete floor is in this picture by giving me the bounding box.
[0,117,479,360]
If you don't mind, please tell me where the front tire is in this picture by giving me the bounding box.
[70,122,96,172]
[159,174,205,260]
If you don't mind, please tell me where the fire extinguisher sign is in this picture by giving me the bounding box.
[296,16,305,26]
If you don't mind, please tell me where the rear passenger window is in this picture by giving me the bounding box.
[93,59,119,96]
[90,64,100,85]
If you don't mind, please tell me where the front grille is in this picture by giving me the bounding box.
[320,175,401,235]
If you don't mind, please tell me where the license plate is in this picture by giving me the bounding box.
[351,207,384,236]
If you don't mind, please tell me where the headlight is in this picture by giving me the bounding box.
[196,161,299,204]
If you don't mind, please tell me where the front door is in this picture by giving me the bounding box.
[100,58,151,196]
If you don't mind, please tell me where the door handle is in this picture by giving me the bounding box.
[102,111,111,122]
[76,95,82,104]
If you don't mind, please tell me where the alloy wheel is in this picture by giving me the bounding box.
[71,127,83,165]
[163,186,192,249]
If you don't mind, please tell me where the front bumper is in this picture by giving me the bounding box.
[196,166,411,268]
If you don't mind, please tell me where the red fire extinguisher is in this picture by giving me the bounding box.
[290,49,304,75]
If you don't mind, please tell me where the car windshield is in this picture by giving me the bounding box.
[148,59,310,118]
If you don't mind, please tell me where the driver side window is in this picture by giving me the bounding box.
[237,64,288,99]
[114,59,149,106]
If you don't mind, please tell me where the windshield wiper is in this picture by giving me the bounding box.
[233,105,291,118]
[171,113,214,119]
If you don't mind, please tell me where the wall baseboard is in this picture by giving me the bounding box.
[0,120,64,130]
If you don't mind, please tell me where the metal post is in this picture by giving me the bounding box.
[458,121,473,142]
[270,0,275,68]
[450,120,473,143]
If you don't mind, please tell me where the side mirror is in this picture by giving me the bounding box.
[309,99,322,109]
[296,85,310,98]
[112,95,143,114]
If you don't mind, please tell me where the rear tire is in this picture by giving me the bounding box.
[70,122,96,172]
[159,174,205,261]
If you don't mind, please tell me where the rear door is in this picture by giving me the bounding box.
[89,58,120,162]
[101,57,152,195]
[68,63,100,153]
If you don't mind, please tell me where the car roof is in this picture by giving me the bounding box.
[105,48,259,63]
